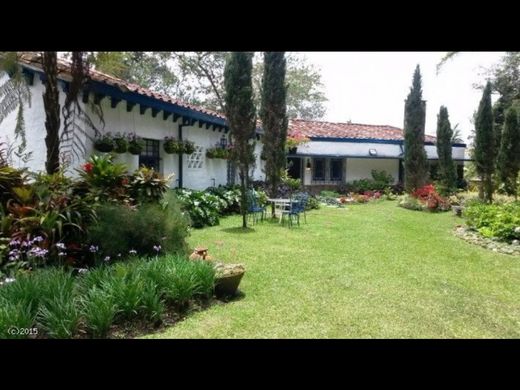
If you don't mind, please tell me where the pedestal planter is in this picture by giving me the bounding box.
[214,263,245,297]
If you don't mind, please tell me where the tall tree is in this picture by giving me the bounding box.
[474,81,495,203]
[224,52,257,228]
[260,52,288,214]
[404,65,429,192]
[497,106,520,198]
[436,106,457,193]
[42,51,61,174]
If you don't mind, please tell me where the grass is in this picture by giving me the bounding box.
[144,201,520,338]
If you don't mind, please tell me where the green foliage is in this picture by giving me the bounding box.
[0,165,26,209]
[206,146,230,159]
[497,106,520,197]
[93,132,115,153]
[397,194,425,211]
[474,82,495,202]
[79,287,117,338]
[77,154,129,203]
[0,252,216,338]
[464,201,520,242]
[0,299,35,339]
[436,106,457,193]
[113,133,128,153]
[88,195,189,259]
[345,170,395,194]
[174,188,222,228]
[404,65,429,192]
[261,52,288,198]
[128,166,172,204]
[305,195,321,210]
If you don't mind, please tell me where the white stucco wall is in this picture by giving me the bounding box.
[0,75,241,190]
[346,158,399,183]
[298,140,466,160]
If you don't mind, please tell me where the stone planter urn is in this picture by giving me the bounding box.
[452,205,463,217]
[214,262,245,297]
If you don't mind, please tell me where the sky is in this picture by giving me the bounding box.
[300,52,505,143]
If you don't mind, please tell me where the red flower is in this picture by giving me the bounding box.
[82,162,94,174]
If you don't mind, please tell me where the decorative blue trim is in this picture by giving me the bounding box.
[309,137,466,147]
[22,66,266,136]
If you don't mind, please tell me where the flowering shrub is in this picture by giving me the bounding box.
[399,184,451,212]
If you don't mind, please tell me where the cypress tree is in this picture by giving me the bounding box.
[436,106,457,193]
[404,65,429,192]
[260,52,288,212]
[224,52,257,228]
[497,106,520,198]
[474,81,495,203]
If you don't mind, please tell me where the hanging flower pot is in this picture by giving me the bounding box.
[94,133,114,153]
[113,134,128,153]
[127,132,143,155]
[163,137,180,154]
[183,140,195,155]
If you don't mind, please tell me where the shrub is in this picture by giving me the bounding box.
[88,193,189,260]
[0,166,27,209]
[206,147,229,159]
[397,194,425,211]
[305,195,321,210]
[464,202,520,242]
[80,287,117,338]
[0,299,35,339]
[174,188,222,228]
[410,184,451,212]
[205,185,241,214]
[128,166,172,204]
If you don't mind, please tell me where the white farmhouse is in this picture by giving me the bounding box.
[0,53,467,192]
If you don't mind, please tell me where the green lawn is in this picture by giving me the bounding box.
[144,201,520,338]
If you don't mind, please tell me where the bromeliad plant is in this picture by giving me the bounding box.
[129,166,173,204]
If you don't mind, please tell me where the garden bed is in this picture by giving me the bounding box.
[453,226,520,256]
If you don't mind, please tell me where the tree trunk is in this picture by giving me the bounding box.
[42,52,61,174]
[239,169,247,228]
[478,175,484,201]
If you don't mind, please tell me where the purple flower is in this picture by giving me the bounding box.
[153,245,161,253]
[28,247,48,258]
[56,243,66,250]
[9,239,21,247]
[129,249,137,255]
[104,256,110,262]
[32,236,44,243]
[21,241,30,248]
[9,249,20,256]
[58,252,66,257]
[89,245,99,253]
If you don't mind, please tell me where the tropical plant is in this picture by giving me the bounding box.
[128,166,172,204]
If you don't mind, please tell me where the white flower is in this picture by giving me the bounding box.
[104,256,110,262]
[56,243,66,250]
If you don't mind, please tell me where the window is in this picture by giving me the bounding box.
[313,158,325,181]
[330,159,343,181]
[139,139,160,171]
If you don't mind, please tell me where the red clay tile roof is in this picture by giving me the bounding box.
[288,118,437,143]
[17,53,226,121]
